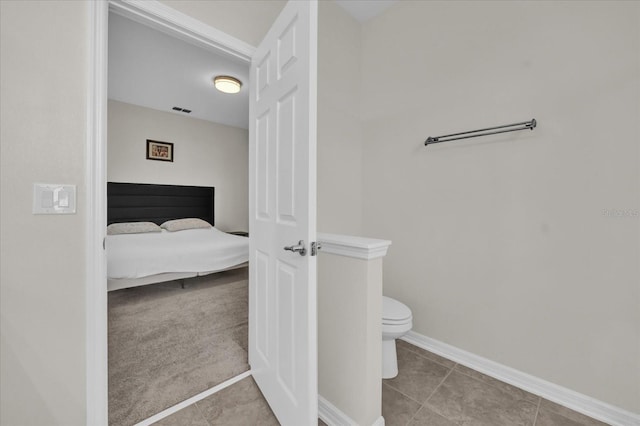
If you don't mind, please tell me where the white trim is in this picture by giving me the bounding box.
[402,331,640,426]
[87,2,258,424]
[319,395,356,425]
[371,415,386,426]
[86,1,109,425]
[109,0,255,63]
[134,370,252,426]
[317,233,391,260]
[318,396,385,426]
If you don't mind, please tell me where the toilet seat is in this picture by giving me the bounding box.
[382,296,412,324]
[383,317,412,326]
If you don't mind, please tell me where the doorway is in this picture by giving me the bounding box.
[87,1,319,425]
[87,2,256,424]
[105,7,251,425]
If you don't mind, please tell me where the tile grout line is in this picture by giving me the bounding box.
[425,364,456,404]
[383,345,455,405]
[383,381,424,406]
[444,364,541,423]
[453,364,539,401]
[416,364,458,425]
[404,363,457,426]
[532,397,542,426]
[398,344,456,370]
[404,404,423,426]
[193,401,212,426]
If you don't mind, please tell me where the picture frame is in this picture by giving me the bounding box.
[146,139,174,162]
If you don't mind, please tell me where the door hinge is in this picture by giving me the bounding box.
[311,241,322,256]
[103,237,106,250]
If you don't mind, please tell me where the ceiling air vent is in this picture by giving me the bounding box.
[171,106,192,114]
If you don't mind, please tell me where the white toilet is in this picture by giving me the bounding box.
[382,296,413,379]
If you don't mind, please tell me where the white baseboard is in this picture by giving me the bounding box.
[402,331,640,426]
[371,415,385,426]
[319,395,385,426]
[319,396,357,426]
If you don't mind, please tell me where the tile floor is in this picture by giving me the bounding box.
[156,376,279,426]
[382,340,610,426]
[153,340,611,426]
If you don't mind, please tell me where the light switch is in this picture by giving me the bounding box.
[33,184,76,214]
[57,189,69,207]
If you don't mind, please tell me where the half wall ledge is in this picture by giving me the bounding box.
[317,233,392,260]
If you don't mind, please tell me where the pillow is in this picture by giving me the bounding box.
[107,221,161,235]
[160,218,212,232]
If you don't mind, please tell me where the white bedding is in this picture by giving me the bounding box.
[106,227,249,279]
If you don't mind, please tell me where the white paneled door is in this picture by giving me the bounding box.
[248,1,318,425]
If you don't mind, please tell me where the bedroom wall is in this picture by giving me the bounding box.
[108,100,249,232]
[0,2,281,425]
[0,1,88,425]
[360,0,640,413]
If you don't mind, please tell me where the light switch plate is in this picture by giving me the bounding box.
[33,184,76,214]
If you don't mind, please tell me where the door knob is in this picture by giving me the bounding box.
[284,240,306,256]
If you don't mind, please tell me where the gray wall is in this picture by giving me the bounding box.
[1,1,88,424]
[317,0,363,235]
[317,1,374,422]
[360,0,640,412]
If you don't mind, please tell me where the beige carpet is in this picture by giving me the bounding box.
[108,268,249,426]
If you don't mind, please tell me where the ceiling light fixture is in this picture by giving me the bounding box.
[213,75,242,94]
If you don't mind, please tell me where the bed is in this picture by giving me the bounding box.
[106,182,248,292]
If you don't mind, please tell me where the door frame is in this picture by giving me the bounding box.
[86,2,258,424]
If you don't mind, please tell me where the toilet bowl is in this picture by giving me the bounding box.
[382,296,413,379]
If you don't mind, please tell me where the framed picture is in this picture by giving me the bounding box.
[146,140,174,162]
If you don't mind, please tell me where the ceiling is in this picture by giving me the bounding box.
[108,12,250,129]
[107,2,396,129]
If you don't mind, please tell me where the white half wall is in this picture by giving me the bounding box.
[108,100,248,231]
[361,1,640,413]
[318,252,382,426]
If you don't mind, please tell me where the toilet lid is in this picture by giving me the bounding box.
[383,296,412,322]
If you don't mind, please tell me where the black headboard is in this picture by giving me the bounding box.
[107,182,214,226]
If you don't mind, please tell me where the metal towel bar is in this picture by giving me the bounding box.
[424,119,537,146]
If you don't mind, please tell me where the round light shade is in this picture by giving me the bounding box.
[213,75,242,94]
